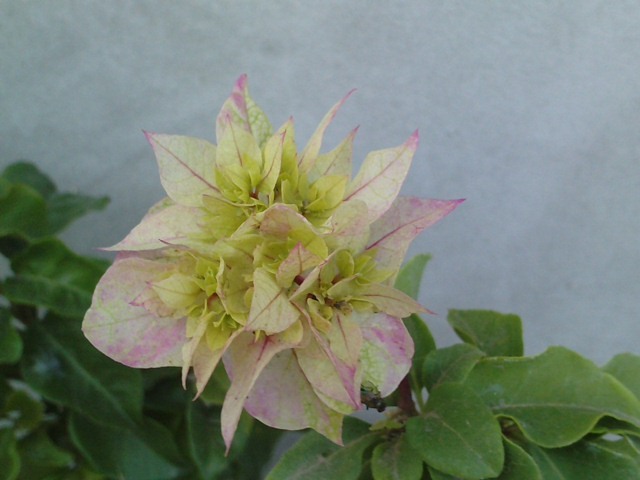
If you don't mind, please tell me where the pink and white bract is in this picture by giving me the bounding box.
[82,75,462,451]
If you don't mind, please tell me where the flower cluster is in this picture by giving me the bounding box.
[82,75,461,451]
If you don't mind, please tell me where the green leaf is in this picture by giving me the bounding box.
[0,184,49,239]
[4,239,107,318]
[21,315,144,431]
[425,468,455,480]
[465,347,640,447]
[225,417,284,480]
[46,192,109,234]
[16,430,75,480]
[69,412,183,480]
[604,353,640,400]
[422,343,484,391]
[0,161,109,235]
[590,435,640,469]
[0,309,22,364]
[0,428,20,480]
[404,314,436,390]
[0,233,31,259]
[199,364,231,407]
[371,436,423,480]
[1,161,56,199]
[2,390,44,435]
[266,417,378,480]
[525,438,640,480]
[592,417,640,438]
[185,401,228,479]
[394,254,431,300]
[496,437,542,480]
[447,309,523,357]
[405,382,504,479]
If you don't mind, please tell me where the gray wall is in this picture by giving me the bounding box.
[2,1,639,364]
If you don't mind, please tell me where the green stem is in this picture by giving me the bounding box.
[410,375,426,413]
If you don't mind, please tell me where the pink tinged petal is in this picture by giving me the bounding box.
[221,330,298,453]
[191,329,243,397]
[181,317,209,387]
[82,256,186,368]
[344,131,419,223]
[289,261,321,303]
[105,204,207,251]
[243,349,344,444]
[247,268,301,334]
[308,126,358,183]
[296,312,363,413]
[324,200,371,252]
[298,89,356,173]
[257,130,284,195]
[216,74,273,148]
[276,242,324,288]
[130,283,175,318]
[216,118,262,171]
[145,132,219,207]
[355,312,414,397]
[355,283,427,318]
[367,196,464,273]
[259,204,314,238]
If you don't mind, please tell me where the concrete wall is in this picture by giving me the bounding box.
[2,1,639,363]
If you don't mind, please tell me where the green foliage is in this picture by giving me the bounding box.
[0,161,278,479]
[370,436,423,480]
[447,309,523,357]
[406,383,504,478]
[2,160,640,479]
[422,343,484,391]
[0,309,22,364]
[265,418,378,480]
[4,239,108,319]
[466,347,640,448]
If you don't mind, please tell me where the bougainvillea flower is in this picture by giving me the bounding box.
[83,74,462,451]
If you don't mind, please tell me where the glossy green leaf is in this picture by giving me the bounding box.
[0,428,20,480]
[46,192,109,234]
[266,417,378,480]
[466,347,640,447]
[604,353,640,400]
[21,315,144,431]
[447,309,523,357]
[405,382,504,479]
[525,438,640,480]
[0,184,49,239]
[590,435,640,469]
[371,436,423,480]
[425,468,456,480]
[0,309,22,364]
[422,343,484,391]
[16,430,75,480]
[404,314,436,390]
[592,417,640,438]
[1,161,56,199]
[1,161,109,235]
[394,254,431,300]
[496,437,542,480]
[69,412,183,480]
[4,239,107,318]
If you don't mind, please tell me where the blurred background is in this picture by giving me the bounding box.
[1,1,639,364]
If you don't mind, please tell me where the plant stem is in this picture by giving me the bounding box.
[397,375,418,416]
